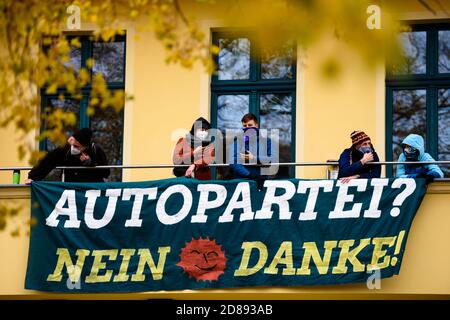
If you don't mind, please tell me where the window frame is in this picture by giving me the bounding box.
[210,29,297,177]
[385,22,450,177]
[39,33,126,180]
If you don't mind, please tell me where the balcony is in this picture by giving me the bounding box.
[1,176,449,299]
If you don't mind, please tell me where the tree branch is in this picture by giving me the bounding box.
[173,0,190,26]
[433,0,450,17]
[418,0,437,15]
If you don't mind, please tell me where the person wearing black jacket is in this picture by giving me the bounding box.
[25,128,110,183]
[337,130,381,183]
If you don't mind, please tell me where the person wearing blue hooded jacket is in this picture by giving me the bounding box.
[396,134,444,181]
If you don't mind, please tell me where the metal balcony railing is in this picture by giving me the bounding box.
[1,160,450,171]
[0,161,449,183]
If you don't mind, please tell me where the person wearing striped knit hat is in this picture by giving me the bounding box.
[337,130,381,183]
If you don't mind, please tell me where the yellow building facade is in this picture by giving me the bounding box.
[0,1,449,298]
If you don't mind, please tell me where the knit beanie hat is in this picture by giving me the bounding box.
[351,130,370,147]
[73,128,93,147]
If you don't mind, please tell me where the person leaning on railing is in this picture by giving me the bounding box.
[172,117,215,180]
[25,128,110,184]
[337,130,381,183]
[396,134,444,183]
[228,113,273,191]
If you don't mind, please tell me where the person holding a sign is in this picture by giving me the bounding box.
[337,130,381,183]
[25,128,110,183]
[396,133,443,182]
[172,117,215,180]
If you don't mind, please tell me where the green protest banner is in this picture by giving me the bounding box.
[25,177,427,292]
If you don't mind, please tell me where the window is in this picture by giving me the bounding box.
[40,34,126,181]
[211,30,296,178]
[386,24,450,177]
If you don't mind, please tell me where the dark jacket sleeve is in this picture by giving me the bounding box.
[359,152,381,179]
[91,144,110,179]
[338,149,363,178]
[28,148,64,181]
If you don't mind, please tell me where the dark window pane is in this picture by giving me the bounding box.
[260,93,292,177]
[438,89,450,177]
[217,95,249,131]
[93,41,125,82]
[218,38,250,80]
[44,98,80,152]
[43,98,80,181]
[216,94,249,179]
[438,30,450,73]
[261,43,295,79]
[90,106,124,182]
[392,89,427,160]
[393,32,426,75]
[64,45,81,75]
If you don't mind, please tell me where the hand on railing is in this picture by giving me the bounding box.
[340,175,360,183]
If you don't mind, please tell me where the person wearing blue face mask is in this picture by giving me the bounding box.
[338,130,381,183]
[396,134,443,182]
[228,113,273,190]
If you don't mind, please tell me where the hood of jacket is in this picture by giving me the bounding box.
[401,134,425,157]
[189,117,211,136]
[187,117,212,147]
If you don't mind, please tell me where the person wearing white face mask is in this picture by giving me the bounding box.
[25,128,110,184]
[172,117,215,180]
[337,130,381,183]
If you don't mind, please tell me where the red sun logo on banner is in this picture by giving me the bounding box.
[177,237,227,282]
